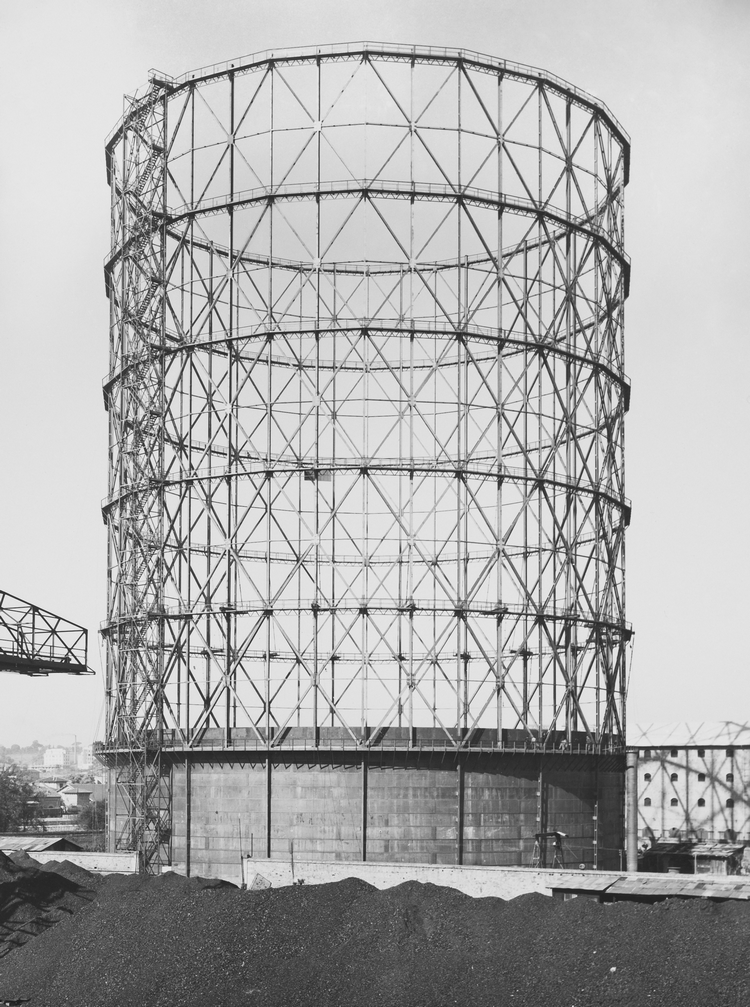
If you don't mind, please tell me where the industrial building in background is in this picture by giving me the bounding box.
[632,724,750,868]
[98,43,631,878]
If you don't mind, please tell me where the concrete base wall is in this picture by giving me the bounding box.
[241,857,627,899]
[147,751,625,881]
[13,851,139,874]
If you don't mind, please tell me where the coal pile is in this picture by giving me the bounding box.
[0,852,96,959]
[0,855,749,1006]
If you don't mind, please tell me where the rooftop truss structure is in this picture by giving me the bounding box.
[0,590,90,676]
[101,42,631,869]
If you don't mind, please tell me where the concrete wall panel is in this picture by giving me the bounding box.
[270,760,362,861]
[463,756,538,865]
[184,759,266,869]
[366,764,458,865]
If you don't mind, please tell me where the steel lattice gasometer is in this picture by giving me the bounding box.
[101,44,631,873]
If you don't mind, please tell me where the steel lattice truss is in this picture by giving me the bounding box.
[0,590,90,675]
[102,43,631,799]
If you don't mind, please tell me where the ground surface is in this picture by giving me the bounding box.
[0,852,748,1006]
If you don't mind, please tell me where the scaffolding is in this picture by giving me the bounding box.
[100,43,631,871]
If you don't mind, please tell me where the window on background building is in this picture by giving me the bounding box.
[727,800,735,808]
[642,749,651,759]
[670,773,678,782]
[698,799,706,807]
[726,774,734,783]
[670,749,678,757]
[698,748,705,758]
[727,749,735,758]
[698,773,706,782]
[644,773,651,782]
[644,798,651,806]
[670,798,678,807]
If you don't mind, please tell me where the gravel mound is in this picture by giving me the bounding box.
[0,858,748,1006]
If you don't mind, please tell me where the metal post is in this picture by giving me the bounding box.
[626,749,639,872]
[457,758,465,865]
[185,757,191,877]
[361,756,368,862]
[265,756,272,859]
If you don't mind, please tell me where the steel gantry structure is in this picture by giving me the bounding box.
[100,43,631,871]
[0,590,90,676]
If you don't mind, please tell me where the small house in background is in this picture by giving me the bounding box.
[640,838,746,875]
[59,783,106,812]
[37,775,68,792]
[35,783,64,817]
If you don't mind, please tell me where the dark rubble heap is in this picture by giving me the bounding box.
[0,852,748,1006]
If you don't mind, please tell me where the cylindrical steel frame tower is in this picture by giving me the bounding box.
[101,44,631,875]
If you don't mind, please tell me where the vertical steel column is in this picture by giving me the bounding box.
[457,757,465,865]
[361,756,368,861]
[626,749,639,871]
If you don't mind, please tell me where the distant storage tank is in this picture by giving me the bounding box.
[100,43,631,877]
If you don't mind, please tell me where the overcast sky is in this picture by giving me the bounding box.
[0,0,747,746]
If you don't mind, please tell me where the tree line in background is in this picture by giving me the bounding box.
[0,764,39,831]
[78,799,105,833]
[0,741,45,759]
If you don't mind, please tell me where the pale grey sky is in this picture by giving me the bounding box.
[0,0,748,744]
